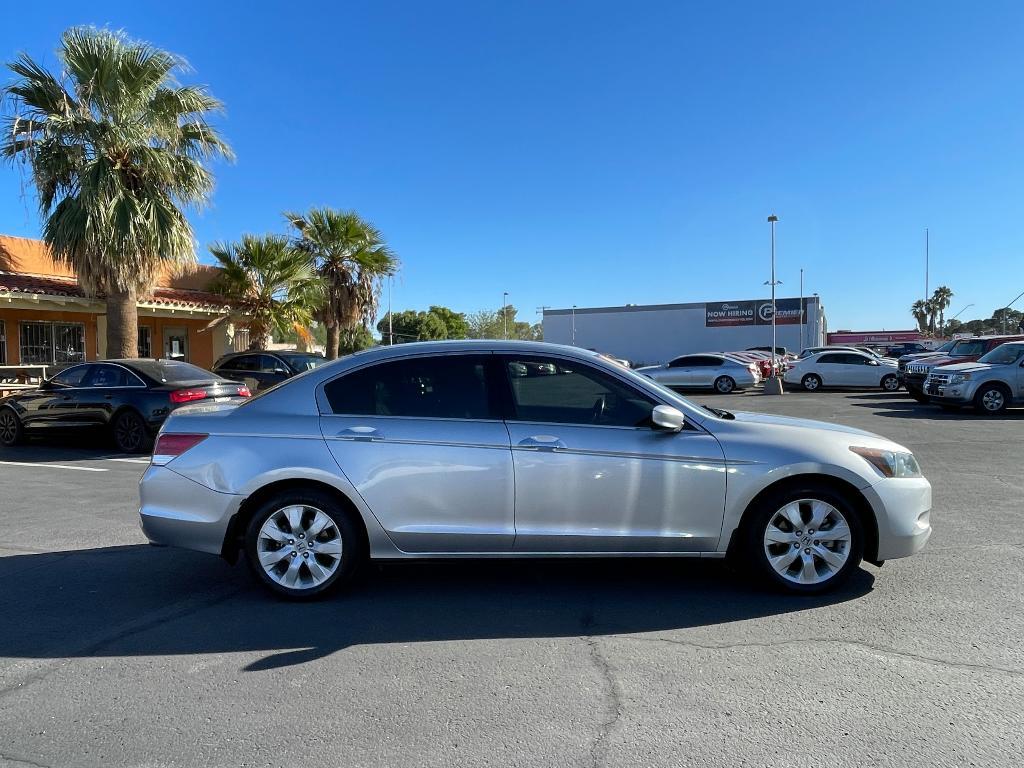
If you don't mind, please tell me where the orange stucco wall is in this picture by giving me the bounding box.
[139,316,216,369]
[0,308,99,366]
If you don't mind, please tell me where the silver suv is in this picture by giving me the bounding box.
[924,341,1024,413]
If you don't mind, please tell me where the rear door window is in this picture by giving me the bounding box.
[324,355,495,420]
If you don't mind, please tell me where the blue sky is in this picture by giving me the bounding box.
[2,1,1022,331]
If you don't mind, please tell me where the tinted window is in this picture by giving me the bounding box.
[979,344,1024,365]
[817,354,842,364]
[86,365,141,387]
[224,354,260,372]
[324,355,493,419]
[667,357,691,368]
[689,356,723,367]
[50,365,91,387]
[280,354,326,372]
[128,360,216,384]
[950,340,986,356]
[505,357,654,427]
[258,355,284,373]
[841,354,869,365]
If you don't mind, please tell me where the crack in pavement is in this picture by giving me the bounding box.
[583,635,624,768]
[613,635,1024,679]
[0,750,53,768]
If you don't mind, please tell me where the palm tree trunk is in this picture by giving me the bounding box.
[325,324,340,360]
[106,286,139,358]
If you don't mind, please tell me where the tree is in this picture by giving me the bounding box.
[377,305,469,343]
[467,305,542,340]
[910,300,929,334]
[286,208,398,360]
[931,286,953,334]
[209,234,323,350]
[1,27,232,357]
[339,324,376,355]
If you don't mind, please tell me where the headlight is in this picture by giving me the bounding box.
[949,373,970,384]
[850,446,922,478]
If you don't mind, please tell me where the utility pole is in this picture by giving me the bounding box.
[571,305,577,345]
[387,277,393,345]
[763,214,784,395]
[925,228,929,302]
[502,291,509,339]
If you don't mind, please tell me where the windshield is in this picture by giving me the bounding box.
[281,354,327,372]
[129,360,221,383]
[978,344,1024,365]
[949,340,987,356]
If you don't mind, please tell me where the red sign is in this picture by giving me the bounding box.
[827,330,923,344]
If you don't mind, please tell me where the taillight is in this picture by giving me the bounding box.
[236,385,252,397]
[152,433,208,466]
[170,388,208,404]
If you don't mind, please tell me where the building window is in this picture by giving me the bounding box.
[0,320,6,364]
[19,321,86,365]
[138,326,152,358]
[233,327,250,352]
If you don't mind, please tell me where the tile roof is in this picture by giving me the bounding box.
[0,271,230,311]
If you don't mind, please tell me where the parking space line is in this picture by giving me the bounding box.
[105,458,152,465]
[0,460,108,472]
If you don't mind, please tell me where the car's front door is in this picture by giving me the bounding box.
[19,364,93,427]
[319,353,514,553]
[499,354,727,552]
[661,356,696,387]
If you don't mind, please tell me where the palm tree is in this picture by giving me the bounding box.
[285,208,397,359]
[911,300,929,333]
[209,234,323,350]
[931,285,954,335]
[1,27,232,357]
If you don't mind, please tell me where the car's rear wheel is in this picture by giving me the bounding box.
[244,488,363,600]
[801,374,822,392]
[0,407,25,446]
[974,384,1009,414]
[714,376,736,394]
[112,409,149,453]
[741,484,864,594]
[880,374,900,392]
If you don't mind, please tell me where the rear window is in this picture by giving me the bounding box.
[130,360,218,383]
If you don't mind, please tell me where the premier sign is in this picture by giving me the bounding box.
[705,298,805,327]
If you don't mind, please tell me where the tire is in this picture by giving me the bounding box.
[908,387,929,403]
[973,383,1009,414]
[714,376,736,394]
[740,483,864,594]
[0,406,25,447]
[244,487,364,600]
[880,374,900,392]
[112,409,150,453]
[801,374,822,392]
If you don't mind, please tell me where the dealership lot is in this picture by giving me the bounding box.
[1,392,1022,767]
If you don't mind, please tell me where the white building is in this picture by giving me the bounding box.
[542,297,826,366]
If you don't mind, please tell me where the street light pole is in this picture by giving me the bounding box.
[763,214,784,395]
[502,292,509,339]
[571,305,577,345]
[799,267,804,353]
[387,277,393,345]
[925,228,929,303]
[1001,290,1024,333]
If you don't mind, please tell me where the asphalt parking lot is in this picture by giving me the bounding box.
[1,391,1022,768]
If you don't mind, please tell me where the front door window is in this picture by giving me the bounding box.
[163,327,189,362]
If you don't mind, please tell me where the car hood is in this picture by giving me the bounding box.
[932,361,993,374]
[635,365,665,373]
[728,410,885,440]
[911,355,977,368]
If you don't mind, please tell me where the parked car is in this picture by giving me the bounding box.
[783,350,900,392]
[901,335,1024,403]
[923,341,1024,413]
[139,340,931,599]
[728,351,773,378]
[0,359,251,452]
[881,342,931,358]
[213,350,327,392]
[636,353,761,393]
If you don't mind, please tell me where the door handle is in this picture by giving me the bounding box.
[517,436,567,451]
[335,426,385,442]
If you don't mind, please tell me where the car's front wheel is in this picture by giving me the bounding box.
[0,407,25,446]
[741,484,864,594]
[880,374,900,392]
[244,488,363,599]
[801,374,822,392]
[974,383,1009,414]
[714,376,736,394]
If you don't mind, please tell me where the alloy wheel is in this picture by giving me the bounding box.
[981,388,1005,412]
[115,412,144,452]
[257,505,343,590]
[762,499,852,585]
[715,376,735,394]
[0,411,18,444]
[882,375,899,391]
[802,375,820,391]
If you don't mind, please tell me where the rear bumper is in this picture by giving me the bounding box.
[138,464,243,556]
[862,477,932,560]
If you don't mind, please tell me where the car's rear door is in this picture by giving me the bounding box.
[814,353,845,385]
[499,353,727,553]
[319,353,515,552]
[689,355,724,387]
[76,363,148,425]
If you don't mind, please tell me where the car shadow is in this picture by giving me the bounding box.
[845,393,1024,420]
[0,436,130,462]
[0,545,874,671]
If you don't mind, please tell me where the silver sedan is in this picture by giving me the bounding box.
[140,341,931,599]
[635,353,761,393]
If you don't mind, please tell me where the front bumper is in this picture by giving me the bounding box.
[862,477,932,560]
[924,379,976,404]
[139,464,243,556]
[902,373,927,391]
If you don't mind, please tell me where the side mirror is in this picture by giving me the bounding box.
[38,379,54,390]
[867,359,879,366]
[651,404,685,432]
[274,367,289,375]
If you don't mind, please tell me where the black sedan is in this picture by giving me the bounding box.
[212,350,327,392]
[0,359,251,453]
